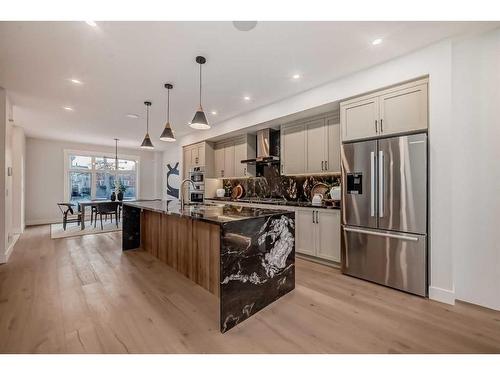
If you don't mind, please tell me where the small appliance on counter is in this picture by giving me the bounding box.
[216,188,226,198]
[311,193,323,206]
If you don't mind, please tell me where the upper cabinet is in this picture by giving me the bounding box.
[281,112,341,175]
[340,78,428,142]
[182,141,214,178]
[213,135,256,178]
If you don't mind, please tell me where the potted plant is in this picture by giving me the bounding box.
[116,180,127,201]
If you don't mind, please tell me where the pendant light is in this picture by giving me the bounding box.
[140,101,154,149]
[190,56,210,130]
[160,83,176,142]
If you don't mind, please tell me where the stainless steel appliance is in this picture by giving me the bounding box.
[341,132,428,296]
[189,166,206,203]
[241,128,280,165]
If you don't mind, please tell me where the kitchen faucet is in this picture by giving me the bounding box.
[180,178,196,210]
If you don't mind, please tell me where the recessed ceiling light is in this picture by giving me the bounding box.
[372,38,383,46]
[211,110,217,115]
[63,106,74,111]
[243,96,251,101]
[126,114,139,118]
[85,21,97,27]
[69,78,83,85]
[292,74,301,80]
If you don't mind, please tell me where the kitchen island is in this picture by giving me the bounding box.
[122,200,295,332]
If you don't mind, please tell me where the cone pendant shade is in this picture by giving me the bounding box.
[190,108,210,130]
[160,122,176,142]
[141,133,154,149]
[160,83,176,142]
[190,56,210,130]
[140,101,154,149]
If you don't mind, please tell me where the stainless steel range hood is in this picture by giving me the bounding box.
[241,128,280,165]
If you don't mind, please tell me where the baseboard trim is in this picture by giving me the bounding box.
[429,285,455,305]
[3,233,20,263]
[26,218,61,226]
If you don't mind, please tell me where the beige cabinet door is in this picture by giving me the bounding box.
[379,83,428,135]
[296,208,316,256]
[233,141,247,177]
[341,96,379,142]
[306,119,327,173]
[195,143,205,166]
[224,143,235,178]
[326,118,341,173]
[214,146,225,178]
[316,210,341,262]
[282,123,306,175]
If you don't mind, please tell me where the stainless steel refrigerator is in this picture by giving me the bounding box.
[341,133,428,296]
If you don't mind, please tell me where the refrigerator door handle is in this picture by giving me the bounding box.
[343,227,419,242]
[370,151,375,217]
[378,150,384,218]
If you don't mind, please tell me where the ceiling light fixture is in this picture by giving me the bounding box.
[244,96,251,101]
[190,56,210,130]
[160,83,176,142]
[126,114,139,119]
[85,21,97,27]
[140,101,154,149]
[211,110,217,115]
[69,78,83,84]
[292,74,301,79]
[63,106,74,111]
[372,38,383,45]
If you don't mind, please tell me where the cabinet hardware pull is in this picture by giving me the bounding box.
[315,211,319,223]
[325,160,328,170]
[375,120,378,133]
[321,161,324,171]
[380,119,383,132]
[312,211,315,223]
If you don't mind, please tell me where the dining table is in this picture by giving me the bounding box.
[78,199,134,230]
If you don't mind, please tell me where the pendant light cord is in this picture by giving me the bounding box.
[167,88,170,122]
[199,63,202,108]
[146,104,149,134]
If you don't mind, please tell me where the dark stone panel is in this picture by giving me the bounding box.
[223,165,341,202]
[122,205,141,251]
[219,212,295,333]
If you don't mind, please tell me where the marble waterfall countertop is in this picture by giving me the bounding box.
[123,199,291,224]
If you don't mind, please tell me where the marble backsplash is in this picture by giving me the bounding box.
[222,164,341,202]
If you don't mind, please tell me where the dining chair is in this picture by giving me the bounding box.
[57,203,82,230]
[94,202,119,230]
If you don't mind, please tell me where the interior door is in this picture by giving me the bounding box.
[341,96,379,141]
[341,139,378,229]
[306,119,326,173]
[377,133,427,234]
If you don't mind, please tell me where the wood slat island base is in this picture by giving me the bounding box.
[122,200,296,332]
[141,210,220,296]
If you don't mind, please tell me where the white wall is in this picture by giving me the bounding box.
[452,29,500,310]
[25,137,163,225]
[11,126,26,234]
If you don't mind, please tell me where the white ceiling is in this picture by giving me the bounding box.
[0,21,496,150]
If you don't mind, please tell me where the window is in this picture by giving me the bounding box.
[65,151,139,203]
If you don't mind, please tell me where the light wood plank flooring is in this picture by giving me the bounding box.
[1,225,499,353]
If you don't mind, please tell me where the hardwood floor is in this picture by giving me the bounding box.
[1,225,499,353]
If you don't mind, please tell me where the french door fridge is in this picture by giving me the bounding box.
[341,133,428,296]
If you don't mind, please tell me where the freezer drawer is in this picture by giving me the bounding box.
[341,226,427,296]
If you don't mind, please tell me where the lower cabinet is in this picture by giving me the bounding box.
[296,207,341,262]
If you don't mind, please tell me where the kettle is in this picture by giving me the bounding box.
[311,193,323,206]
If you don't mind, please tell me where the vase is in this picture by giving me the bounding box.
[117,192,124,201]
[110,192,116,201]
